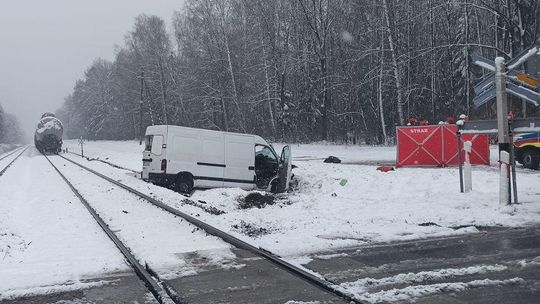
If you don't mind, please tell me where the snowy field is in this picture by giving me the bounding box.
[62,139,540,257]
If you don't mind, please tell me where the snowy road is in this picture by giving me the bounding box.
[304,226,540,303]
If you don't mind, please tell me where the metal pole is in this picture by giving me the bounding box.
[509,124,518,204]
[499,151,510,206]
[495,57,510,151]
[139,67,144,145]
[495,57,511,205]
[457,132,464,193]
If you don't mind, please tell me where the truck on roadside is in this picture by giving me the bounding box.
[514,132,540,169]
[141,125,292,194]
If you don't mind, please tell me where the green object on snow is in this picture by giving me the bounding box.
[340,178,348,186]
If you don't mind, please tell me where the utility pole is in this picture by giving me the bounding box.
[138,66,144,145]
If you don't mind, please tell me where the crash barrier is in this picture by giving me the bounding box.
[396,125,490,167]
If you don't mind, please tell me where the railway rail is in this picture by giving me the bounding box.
[43,153,177,304]
[0,146,28,176]
[0,146,23,161]
[48,152,362,304]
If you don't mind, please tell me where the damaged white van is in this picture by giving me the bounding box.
[141,125,292,194]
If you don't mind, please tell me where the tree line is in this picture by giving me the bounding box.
[57,0,540,144]
[0,103,24,144]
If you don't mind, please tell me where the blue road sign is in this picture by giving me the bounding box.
[472,42,540,108]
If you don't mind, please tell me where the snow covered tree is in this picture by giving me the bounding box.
[0,103,24,144]
[57,1,540,142]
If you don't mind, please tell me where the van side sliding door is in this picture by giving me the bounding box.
[197,134,225,188]
[223,134,256,189]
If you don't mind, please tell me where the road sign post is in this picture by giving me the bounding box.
[457,131,464,193]
[508,124,518,204]
[499,151,510,206]
[495,57,510,153]
[495,57,512,206]
[471,40,540,206]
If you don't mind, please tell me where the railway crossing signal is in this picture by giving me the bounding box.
[472,39,540,108]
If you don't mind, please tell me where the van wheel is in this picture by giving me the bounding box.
[175,175,194,194]
[522,149,540,170]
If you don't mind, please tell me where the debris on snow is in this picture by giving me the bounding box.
[324,156,341,163]
[238,192,277,209]
[0,230,28,259]
[231,220,272,238]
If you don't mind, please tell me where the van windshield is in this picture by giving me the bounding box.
[144,135,153,151]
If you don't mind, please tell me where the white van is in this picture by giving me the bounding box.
[141,125,292,193]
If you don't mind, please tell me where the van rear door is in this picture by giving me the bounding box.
[142,134,164,180]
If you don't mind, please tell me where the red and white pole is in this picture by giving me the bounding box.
[499,151,510,206]
[463,141,472,192]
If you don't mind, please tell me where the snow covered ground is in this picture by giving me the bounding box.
[64,139,501,168]
[62,139,540,257]
[0,148,234,300]
[3,141,540,301]
[0,149,127,299]
[0,141,540,302]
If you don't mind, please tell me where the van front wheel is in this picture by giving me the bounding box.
[175,175,194,194]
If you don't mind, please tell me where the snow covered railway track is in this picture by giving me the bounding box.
[50,153,363,304]
[67,150,141,174]
[0,146,28,176]
[43,153,177,304]
[0,146,23,161]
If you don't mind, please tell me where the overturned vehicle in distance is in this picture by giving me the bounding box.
[34,112,63,153]
[142,125,292,194]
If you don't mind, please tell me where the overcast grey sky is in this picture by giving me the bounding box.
[0,0,183,139]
